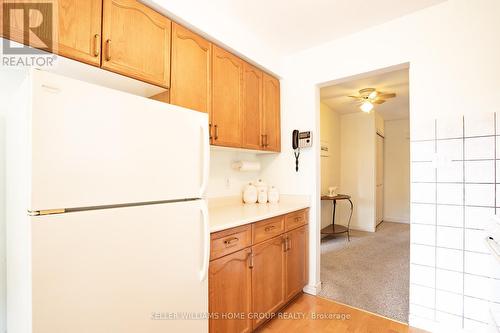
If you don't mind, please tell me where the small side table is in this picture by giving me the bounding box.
[320,194,353,241]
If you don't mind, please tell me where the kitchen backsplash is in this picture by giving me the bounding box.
[207,148,263,198]
[409,112,500,332]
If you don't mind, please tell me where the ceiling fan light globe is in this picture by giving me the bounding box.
[361,101,373,113]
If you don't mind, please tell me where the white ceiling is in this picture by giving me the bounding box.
[162,0,446,56]
[320,68,409,120]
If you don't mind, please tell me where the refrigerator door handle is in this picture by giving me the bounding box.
[199,202,210,282]
[199,124,210,197]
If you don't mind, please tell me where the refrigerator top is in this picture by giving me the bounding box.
[13,70,210,211]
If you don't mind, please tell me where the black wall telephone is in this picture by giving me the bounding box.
[292,130,300,172]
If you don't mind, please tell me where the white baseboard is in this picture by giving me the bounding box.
[383,216,410,224]
[303,281,322,295]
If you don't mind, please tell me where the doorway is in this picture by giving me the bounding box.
[318,66,410,322]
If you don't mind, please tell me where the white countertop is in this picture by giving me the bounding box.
[208,195,310,233]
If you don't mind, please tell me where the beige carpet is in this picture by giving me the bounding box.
[319,222,410,323]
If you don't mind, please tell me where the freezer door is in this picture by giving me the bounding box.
[31,200,209,333]
[29,70,209,211]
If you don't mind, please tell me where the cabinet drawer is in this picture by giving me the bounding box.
[210,225,251,260]
[253,216,285,244]
[285,209,308,231]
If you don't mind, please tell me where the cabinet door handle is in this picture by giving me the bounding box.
[209,123,213,140]
[283,236,288,252]
[248,252,254,269]
[223,237,239,247]
[265,225,276,232]
[287,237,291,251]
[261,134,265,147]
[105,39,111,61]
[214,125,219,140]
[264,134,269,147]
[93,34,100,57]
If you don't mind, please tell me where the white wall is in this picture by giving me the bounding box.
[319,103,340,229]
[339,112,376,232]
[207,148,266,199]
[262,0,500,330]
[384,119,410,223]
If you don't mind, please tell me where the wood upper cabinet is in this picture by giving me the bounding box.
[285,225,308,301]
[262,73,281,152]
[242,62,263,150]
[58,0,102,66]
[0,0,102,66]
[101,0,171,88]
[211,45,243,147]
[209,248,252,333]
[171,23,211,113]
[251,235,286,329]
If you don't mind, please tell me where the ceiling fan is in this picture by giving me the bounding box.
[348,88,396,113]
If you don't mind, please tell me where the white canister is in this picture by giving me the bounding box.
[268,186,280,204]
[257,188,268,204]
[255,179,267,192]
[243,183,258,204]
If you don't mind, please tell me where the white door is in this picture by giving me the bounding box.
[29,70,210,211]
[31,199,209,333]
[376,134,384,225]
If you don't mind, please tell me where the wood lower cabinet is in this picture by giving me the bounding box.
[209,248,252,333]
[262,73,281,152]
[101,0,171,88]
[285,225,308,300]
[170,22,211,113]
[251,235,286,329]
[211,45,243,147]
[209,209,308,332]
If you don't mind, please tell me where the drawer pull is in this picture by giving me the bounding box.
[265,225,276,232]
[223,237,239,247]
[294,216,302,222]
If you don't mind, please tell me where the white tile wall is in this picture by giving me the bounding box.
[436,290,463,316]
[436,247,463,272]
[410,113,500,331]
[465,160,495,183]
[411,203,436,224]
[411,224,436,246]
[436,269,463,294]
[412,162,435,182]
[437,184,463,205]
[465,206,495,229]
[411,264,435,288]
[465,184,495,207]
[464,137,495,160]
[437,205,463,227]
[436,226,464,250]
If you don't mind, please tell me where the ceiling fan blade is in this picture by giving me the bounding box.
[373,99,386,104]
[378,93,396,99]
[348,95,361,99]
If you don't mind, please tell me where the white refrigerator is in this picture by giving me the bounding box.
[6,70,210,333]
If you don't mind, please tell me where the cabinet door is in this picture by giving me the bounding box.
[211,45,243,147]
[171,23,211,113]
[209,248,252,333]
[58,0,102,66]
[285,225,308,301]
[242,62,263,150]
[252,236,286,329]
[102,0,171,88]
[262,73,281,152]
